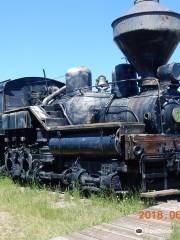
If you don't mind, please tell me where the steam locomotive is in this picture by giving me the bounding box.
[0,0,180,192]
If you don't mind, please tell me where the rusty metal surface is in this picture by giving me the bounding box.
[124,134,180,160]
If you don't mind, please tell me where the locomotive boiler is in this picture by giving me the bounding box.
[0,0,180,192]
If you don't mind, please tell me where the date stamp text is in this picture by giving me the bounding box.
[139,210,180,220]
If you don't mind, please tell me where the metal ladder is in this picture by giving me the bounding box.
[141,155,168,192]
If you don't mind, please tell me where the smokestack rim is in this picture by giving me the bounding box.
[112,11,180,38]
[111,0,178,27]
[134,0,159,4]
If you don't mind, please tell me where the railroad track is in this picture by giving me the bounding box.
[51,190,180,240]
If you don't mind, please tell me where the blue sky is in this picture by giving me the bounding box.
[0,0,179,84]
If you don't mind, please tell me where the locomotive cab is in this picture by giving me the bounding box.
[1,77,64,112]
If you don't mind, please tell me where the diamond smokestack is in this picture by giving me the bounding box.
[112,0,180,77]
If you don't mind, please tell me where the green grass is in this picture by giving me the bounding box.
[0,177,146,240]
[171,222,180,240]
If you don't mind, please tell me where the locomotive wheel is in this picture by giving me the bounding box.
[4,148,33,181]
[4,149,13,175]
[5,149,21,178]
[19,148,33,181]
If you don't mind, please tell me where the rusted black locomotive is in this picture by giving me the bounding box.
[0,0,180,192]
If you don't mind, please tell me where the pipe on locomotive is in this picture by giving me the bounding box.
[42,85,66,105]
[49,135,121,157]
